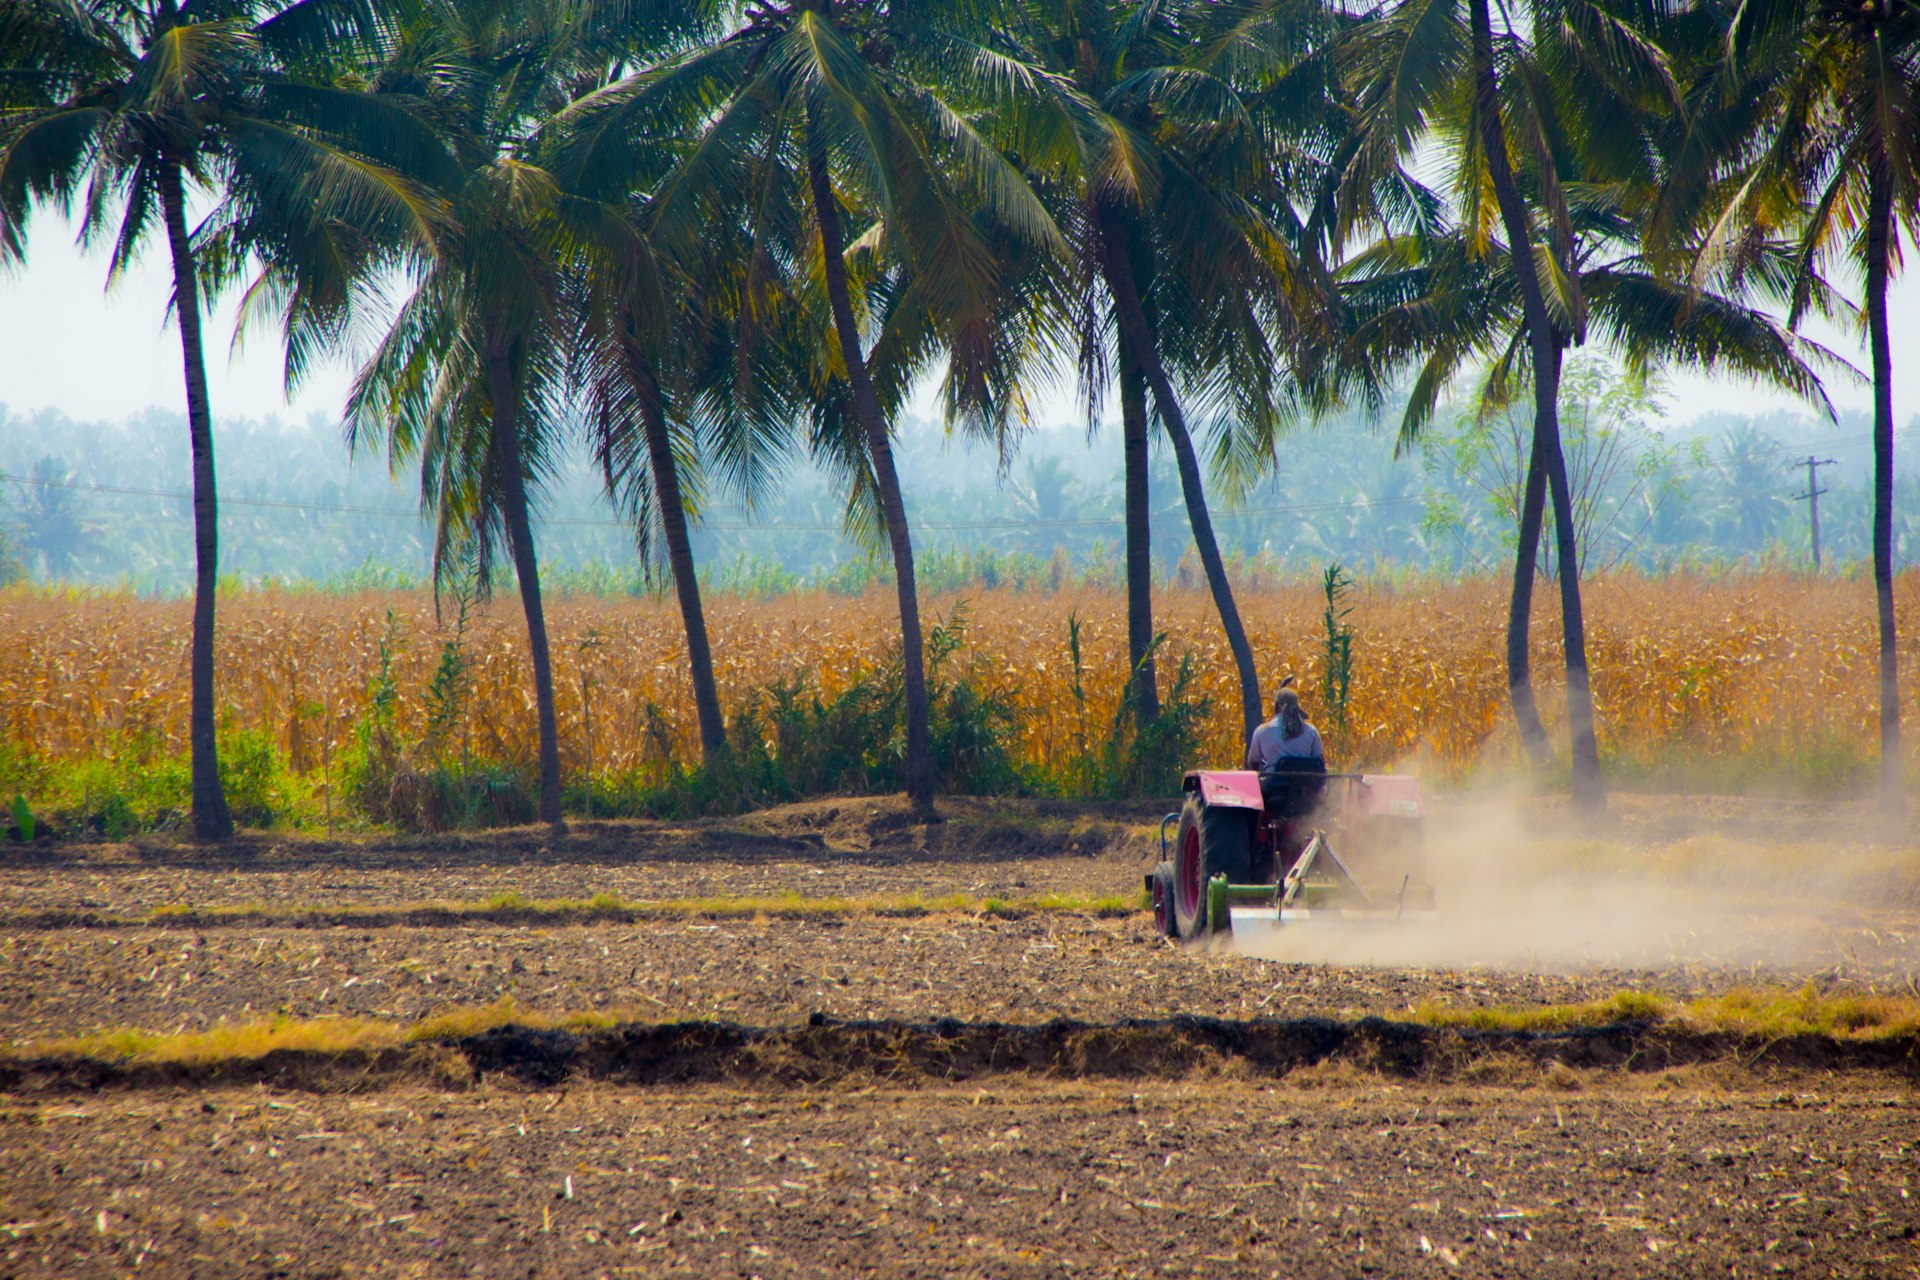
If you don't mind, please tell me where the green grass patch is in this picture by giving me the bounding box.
[1413,990,1673,1032]
[31,1016,403,1066]
[1675,986,1920,1041]
[1598,734,1880,799]
[1,729,329,840]
[1413,985,1920,1042]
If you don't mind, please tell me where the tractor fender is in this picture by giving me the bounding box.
[1357,774,1424,819]
[1182,770,1265,811]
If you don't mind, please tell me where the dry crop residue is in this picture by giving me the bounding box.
[0,916,1766,1044]
[1,1079,1914,1279]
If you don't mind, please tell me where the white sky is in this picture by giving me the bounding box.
[2,206,1916,432]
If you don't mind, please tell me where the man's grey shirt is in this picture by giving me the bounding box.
[1247,719,1324,770]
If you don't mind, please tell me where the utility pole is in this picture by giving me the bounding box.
[1793,456,1837,571]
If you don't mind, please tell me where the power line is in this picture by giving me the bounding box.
[0,475,435,522]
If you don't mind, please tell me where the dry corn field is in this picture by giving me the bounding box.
[3,571,1917,782]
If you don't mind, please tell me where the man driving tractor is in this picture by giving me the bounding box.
[1245,685,1324,773]
[1149,678,1431,941]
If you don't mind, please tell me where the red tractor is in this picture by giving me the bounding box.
[1147,766,1432,940]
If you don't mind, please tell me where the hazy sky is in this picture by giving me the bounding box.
[3,206,1917,432]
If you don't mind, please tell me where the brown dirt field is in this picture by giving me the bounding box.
[2,1077,1916,1279]
[0,917,1743,1042]
[0,796,1565,1044]
[0,798,1149,917]
[1,794,1914,1045]
[2,909,1915,1048]
[1,791,1912,919]
[3,792,1918,1276]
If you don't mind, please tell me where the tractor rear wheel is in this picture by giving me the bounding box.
[1150,862,1177,937]
[1173,795,1252,940]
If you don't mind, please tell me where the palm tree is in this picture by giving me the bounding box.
[979,0,1349,742]
[992,0,1174,731]
[16,456,93,577]
[1713,422,1794,551]
[1341,0,1714,805]
[1096,205,1272,740]
[537,23,803,774]
[558,198,792,770]
[344,0,600,830]
[0,0,438,839]
[1705,0,1918,814]
[556,0,1063,812]
[585,304,738,769]
[1338,191,1840,766]
[1117,348,1159,724]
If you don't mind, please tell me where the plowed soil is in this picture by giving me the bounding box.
[2,1078,1916,1278]
[0,797,1147,917]
[3,792,1918,1277]
[3,907,1916,1047]
[0,917,1667,1040]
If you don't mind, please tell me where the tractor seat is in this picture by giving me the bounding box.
[1259,757,1327,819]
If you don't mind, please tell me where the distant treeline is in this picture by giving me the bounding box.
[3,362,1915,597]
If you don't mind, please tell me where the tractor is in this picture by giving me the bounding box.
[1146,764,1433,941]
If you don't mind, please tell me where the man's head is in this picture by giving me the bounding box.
[1274,687,1305,733]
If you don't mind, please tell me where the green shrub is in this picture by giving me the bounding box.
[218,728,287,826]
[1020,626,1212,801]
[7,795,33,842]
[0,724,318,838]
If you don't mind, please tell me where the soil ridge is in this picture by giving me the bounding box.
[4,1011,1914,1095]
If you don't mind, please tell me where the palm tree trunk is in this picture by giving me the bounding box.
[1097,203,1263,740]
[805,115,935,813]
[1866,163,1903,816]
[1507,391,1553,764]
[1535,353,1602,804]
[486,344,566,831]
[1469,0,1603,808]
[159,156,234,842]
[1119,334,1160,727]
[628,344,729,767]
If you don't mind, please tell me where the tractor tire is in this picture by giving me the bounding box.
[1150,862,1177,937]
[1172,795,1252,940]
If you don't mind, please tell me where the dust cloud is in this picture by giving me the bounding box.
[1232,785,1920,984]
